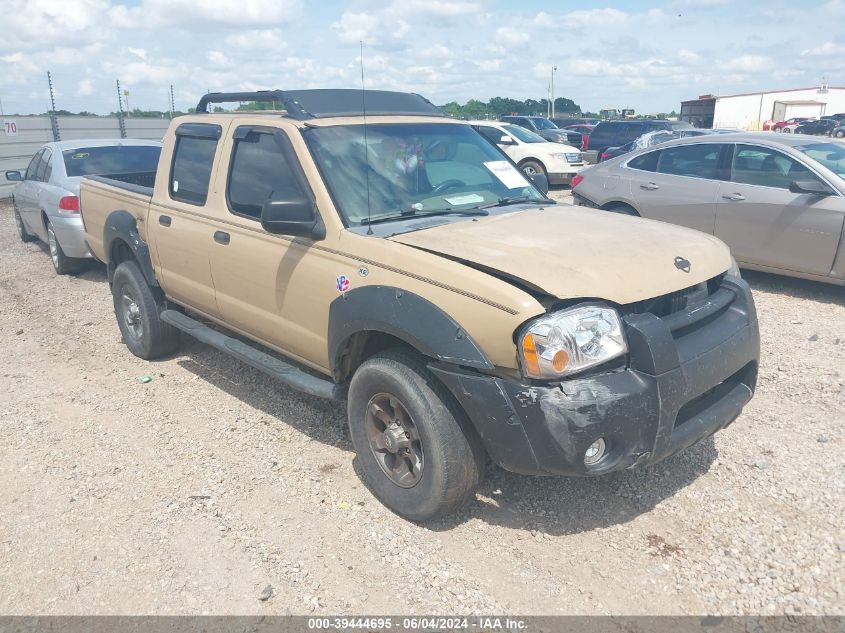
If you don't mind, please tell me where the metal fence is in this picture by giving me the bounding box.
[1,116,171,198]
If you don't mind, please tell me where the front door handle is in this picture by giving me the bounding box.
[213,231,230,245]
[159,215,172,227]
[722,193,746,201]
[640,182,660,190]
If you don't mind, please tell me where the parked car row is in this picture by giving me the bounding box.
[572,132,845,286]
[5,88,762,521]
[6,140,162,274]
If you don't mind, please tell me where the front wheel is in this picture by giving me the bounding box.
[111,260,180,360]
[347,349,484,522]
[835,130,845,138]
[519,160,547,180]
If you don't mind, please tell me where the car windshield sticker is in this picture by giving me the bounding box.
[336,274,350,293]
[484,160,530,189]
[71,152,89,159]
[443,193,485,206]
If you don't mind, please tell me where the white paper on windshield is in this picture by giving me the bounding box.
[484,160,531,189]
[443,193,485,206]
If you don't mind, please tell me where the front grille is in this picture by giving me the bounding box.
[625,274,724,319]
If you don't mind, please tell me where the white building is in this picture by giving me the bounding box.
[680,85,845,129]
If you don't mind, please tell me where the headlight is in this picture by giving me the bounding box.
[726,256,741,279]
[519,305,627,379]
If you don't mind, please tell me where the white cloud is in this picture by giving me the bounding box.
[76,79,94,96]
[224,30,288,52]
[801,41,845,57]
[723,54,773,72]
[495,27,529,48]
[564,8,628,28]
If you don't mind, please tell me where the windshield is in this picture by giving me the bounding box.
[532,118,557,130]
[502,124,546,144]
[795,142,845,178]
[304,123,544,226]
[62,145,161,177]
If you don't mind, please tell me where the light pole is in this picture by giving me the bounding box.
[550,65,558,119]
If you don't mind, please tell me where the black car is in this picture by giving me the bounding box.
[586,119,694,162]
[599,128,731,161]
[551,117,600,127]
[832,124,845,139]
[795,118,838,135]
[500,116,581,147]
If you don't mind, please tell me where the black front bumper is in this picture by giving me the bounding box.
[431,277,760,476]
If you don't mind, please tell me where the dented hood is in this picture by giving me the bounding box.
[388,206,732,304]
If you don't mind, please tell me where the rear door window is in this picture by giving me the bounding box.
[617,124,644,144]
[25,149,45,181]
[35,148,52,182]
[656,143,723,179]
[170,124,221,205]
[731,144,820,190]
[627,150,660,172]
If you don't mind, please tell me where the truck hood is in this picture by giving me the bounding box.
[387,206,732,304]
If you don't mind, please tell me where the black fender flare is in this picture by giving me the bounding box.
[103,210,158,287]
[328,286,494,378]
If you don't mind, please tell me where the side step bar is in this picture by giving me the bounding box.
[160,310,342,400]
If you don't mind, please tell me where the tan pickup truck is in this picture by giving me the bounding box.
[80,89,760,521]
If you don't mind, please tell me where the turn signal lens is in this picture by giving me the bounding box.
[521,333,541,377]
[552,349,570,373]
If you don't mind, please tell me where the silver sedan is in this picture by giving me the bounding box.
[571,132,845,286]
[6,139,161,274]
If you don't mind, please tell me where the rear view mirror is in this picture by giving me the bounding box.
[529,172,549,195]
[5,170,22,182]
[499,135,515,145]
[789,179,834,196]
[261,198,326,240]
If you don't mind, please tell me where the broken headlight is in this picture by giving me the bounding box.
[519,305,627,379]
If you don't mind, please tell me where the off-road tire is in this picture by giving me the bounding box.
[519,159,547,180]
[347,348,485,522]
[14,202,35,243]
[46,218,85,275]
[111,260,180,360]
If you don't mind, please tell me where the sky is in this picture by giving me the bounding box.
[2,0,844,116]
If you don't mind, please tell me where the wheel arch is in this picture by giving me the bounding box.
[600,200,641,216]
[517,156,547,175]
[103,210,158,287]
[328,286,494,383]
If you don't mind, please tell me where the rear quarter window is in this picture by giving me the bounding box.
[627,150,660,172]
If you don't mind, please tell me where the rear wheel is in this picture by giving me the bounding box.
[46,219,84,275]
[835,130,845,138]
[14,201,35,243]
[519,159,546,180]
[112,260,180,359]
[347,349,484,522]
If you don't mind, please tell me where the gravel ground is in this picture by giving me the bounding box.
[0,195,843,616]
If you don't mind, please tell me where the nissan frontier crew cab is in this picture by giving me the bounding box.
[80,89,760,521]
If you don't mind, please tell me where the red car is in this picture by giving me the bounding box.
[771,117,812,132]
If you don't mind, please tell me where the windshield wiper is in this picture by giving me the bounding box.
[360,207,489,226]
[478,195,550,209]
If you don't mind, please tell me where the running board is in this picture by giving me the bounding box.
[160,310,342,400]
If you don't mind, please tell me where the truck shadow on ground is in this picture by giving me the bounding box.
[177,344,718,536]
[742,269,845,307]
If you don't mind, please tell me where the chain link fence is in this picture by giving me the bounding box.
[1,116,171,197]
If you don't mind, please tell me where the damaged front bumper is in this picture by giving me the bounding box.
[430,277,760,477]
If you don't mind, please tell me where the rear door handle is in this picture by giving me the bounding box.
[639,182,660,190]
[722,193,745,201]
[159,215,172,227]
[213,231,230,245]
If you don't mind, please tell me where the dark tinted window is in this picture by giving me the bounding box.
[63,145,161,177]
[731,144,819,189]
[589,122,619,145]
[628,150,660,172]
[35,148,52,182]
[25,149,44,180]
[617,123,645,143]
[657,143,722,179]
[170,135,218,205]
[228,130,304,219]
[476,126,505,144]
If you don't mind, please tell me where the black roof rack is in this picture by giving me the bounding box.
[195,89,445,120]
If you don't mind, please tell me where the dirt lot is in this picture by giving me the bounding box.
[0,195,843,616]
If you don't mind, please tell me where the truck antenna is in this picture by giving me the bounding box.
[360,40,373,235]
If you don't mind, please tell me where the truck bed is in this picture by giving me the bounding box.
[80,175,154,263]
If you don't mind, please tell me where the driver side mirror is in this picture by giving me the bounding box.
[5,170,22,182]
[789,179,834,196]
[261,197,326,240]
[499,135,516,145]
[529,172,549,195]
